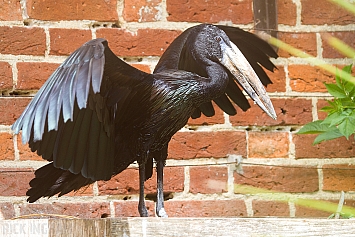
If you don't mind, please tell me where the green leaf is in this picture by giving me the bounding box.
[348,87,355,99]
[313,128,344,144]
[297,120,328,134]
[336,64,354,96]
[325,83,347,98]
[320,106,333,113]
[339,98,354,107]
[342,64,353,74]
[320,100,338,113]
[299,64,355,145]
[338,116,355,139]
[328,113,347,127]
[343,81,354,96]
[322,112,341,125]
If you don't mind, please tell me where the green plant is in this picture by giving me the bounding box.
[234,184,355,217]
[298,64,355,144]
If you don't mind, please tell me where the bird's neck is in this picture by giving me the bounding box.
[202,64,229,100]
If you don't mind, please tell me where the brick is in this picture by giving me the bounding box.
[144,166,184,194]
[114,200,155,217]
[66,184,94,197]
[0,0,22,21]
[293,134,355,159]
[230,98,313,126]
[98,169,139,195]
[168,131,247,159]
[252,200,289,217]
[316,92,355,121]
[248,132,289,158]
[0,98,31,125]
[17,62,59,90]
[0,132,14,161]
[50,29,92,56]
[316,99,330,120]
[19,202,110,218]
[323,164,355,192]
[26,0,118,21]
[164,200,247,217]
[278,0,297,26]
[17,133,43,161]
[265,66,286,93]
[98,166,184,195]
[0,202,16,219]
[0,168,34,196]
[124,0,163,22]
[189,166,228,194]
[343,199,355,209]
[167,0,253,24]
[295,201,334,217]
[0,62,13,90]
[96,28,182,57]
[187,102,225,126]
[234,165,319,193]
[0,27,45,56]
[278,32,317,58]
[288,65,334,92]
[322,31,355,58]
[301,0,355,25]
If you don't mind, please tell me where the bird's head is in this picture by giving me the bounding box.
[189,24,277,119]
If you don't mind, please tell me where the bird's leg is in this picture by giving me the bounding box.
[138,162,148,217]
[156,159,168,217]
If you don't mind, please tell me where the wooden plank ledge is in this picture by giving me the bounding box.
[1,218,355,237]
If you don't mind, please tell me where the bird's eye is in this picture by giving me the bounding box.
[215,36,221,42]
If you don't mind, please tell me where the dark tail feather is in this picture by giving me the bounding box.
[27,162,94,203]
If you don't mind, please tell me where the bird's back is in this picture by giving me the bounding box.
[118,70,208,158]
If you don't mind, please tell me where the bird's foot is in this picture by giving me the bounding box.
[157,208,168,218]
[138,205,149,217]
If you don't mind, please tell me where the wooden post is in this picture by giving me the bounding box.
[1,218,355,236]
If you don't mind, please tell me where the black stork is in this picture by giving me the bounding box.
[12,24,278,217]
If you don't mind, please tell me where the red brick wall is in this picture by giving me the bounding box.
[0,0,355,219]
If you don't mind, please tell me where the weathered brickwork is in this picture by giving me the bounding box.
[0,0,354,218]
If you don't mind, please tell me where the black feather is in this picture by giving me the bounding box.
[12,24,278,215]
[191,108,202,119]
[214,95,236,116]
[225,77,250,111]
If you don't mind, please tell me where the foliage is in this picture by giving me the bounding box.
[328,212,354,219]
[298,64,355,144]
[235,184,355,217]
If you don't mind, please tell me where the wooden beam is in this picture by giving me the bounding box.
[253,0,278,37]
[253,0,278,52]
[1,218,355,236]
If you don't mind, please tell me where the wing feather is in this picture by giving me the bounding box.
[72,108,93,175]
[12,38,151,182]
[214,95,236,115]
[225,77,250,111]
[198,102,215,117]
[191,108,202,119]
[82,110,100,179]
[54,114,76,170]
[91,49,104,93]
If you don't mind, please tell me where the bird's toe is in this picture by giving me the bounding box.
[157,208,168,218]
[138,205,149,217]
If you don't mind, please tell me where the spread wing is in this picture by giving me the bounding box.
[12,38,151,181]
[154,24,278,118]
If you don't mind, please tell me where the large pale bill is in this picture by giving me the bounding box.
[220,41,277,119]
